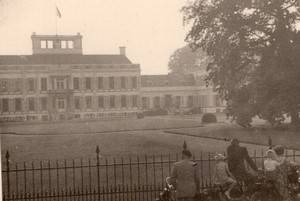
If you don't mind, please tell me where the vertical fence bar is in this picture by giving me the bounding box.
[88,158,92,190]
[153,155,156,198]
[40,161,43,197]
[208,152,211,187]
[113,157,117,188]
[24,162,27,198]
[48,161,51,191]
[32,162,35,196]
[16,163,19,195]
[200,152,203,191]
[56,161,60,195]
[64,160,67,192]
[121,156,124,201]
[96,146,101,201]
[81,159,84,193]
[160,155,164,185]
[6,151,11,201]
[145,155,148,201]
[137,156,140,201]
[72,159,75,190]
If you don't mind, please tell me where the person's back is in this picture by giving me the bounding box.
[170,149,199,200]
[264,149,279,181]
[227,139,258,178]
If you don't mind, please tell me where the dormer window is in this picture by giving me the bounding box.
[41,40,53,49]
[61,40,74,49]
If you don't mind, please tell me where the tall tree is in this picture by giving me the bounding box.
[182,0,300,126]
[168,45,209,74]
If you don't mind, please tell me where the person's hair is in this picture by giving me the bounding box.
[231,138,239,146]
[214,153,225,161]
[182,149,192,158]
[266,149,276,159]
[274,145,285,156]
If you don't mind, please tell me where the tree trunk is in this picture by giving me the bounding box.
[290,110,300,126]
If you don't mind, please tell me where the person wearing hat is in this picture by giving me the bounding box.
[227,138,258,197]
[170,149,200,201]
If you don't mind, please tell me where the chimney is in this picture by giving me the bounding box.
[119,47,126,56]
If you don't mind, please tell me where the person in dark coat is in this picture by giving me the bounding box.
[170,149,200,201]
[227,138,258,196]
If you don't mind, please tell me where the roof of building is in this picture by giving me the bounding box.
[141,74,195,87]
[0,54,132,65]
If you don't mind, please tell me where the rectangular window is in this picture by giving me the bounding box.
[142,97,148,109]
[2,98,8,112]
[57,98,65,110]
[61,41,67,49]
[121,95,127,108]
[68,41,74,49]
[110,96,115,108]
[28,98,35,111]
[86,77,92,90]
[132,77,137,89]
[109,77,115,89]
[41,40,47,49]
[57,79,64,90]
[98,77,103,90]
[132,95,138,107]
[98,96,104,108]
[47,40,53,49]
[41,78,47,91]
[41,97,47,110]
[86,96,92,109]
[28,79,35,92]
[121,77,126,89]
[1,80,8,92]
[74,97,80,110]
[15,98,22,112]
[73,77,79,90]
[15,79,22,92]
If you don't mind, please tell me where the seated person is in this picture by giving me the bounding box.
[213,154,237,199]
[264,149,279,180]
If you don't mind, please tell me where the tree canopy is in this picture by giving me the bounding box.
[168,45,209,74]
[182,0,300,126]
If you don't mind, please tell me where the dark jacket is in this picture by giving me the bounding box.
[170,159,200,198]
[227,145,258,179]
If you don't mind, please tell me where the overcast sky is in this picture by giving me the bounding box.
[0,0,189,75]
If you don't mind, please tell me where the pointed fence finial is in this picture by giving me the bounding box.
[183,140,187,150]
[268,137,272,149]
[5,150,10,159]
[96,146,100,154]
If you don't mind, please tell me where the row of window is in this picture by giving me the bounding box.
[74,95,139,110]
[73,76,138,90]
[0,76,139,93]
[40,40,74,49]
[0,95,139,113]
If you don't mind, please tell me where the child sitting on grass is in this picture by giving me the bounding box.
[213,153,237,199]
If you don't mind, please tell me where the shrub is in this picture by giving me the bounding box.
[202,113,217,123]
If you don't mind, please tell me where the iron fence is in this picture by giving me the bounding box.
[2,147,300,201]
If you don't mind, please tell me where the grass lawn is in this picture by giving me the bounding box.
[2,116,300,195]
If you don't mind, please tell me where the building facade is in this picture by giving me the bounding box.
[0,33,225,122]
[0,33,141,122]
[141,74,226,113]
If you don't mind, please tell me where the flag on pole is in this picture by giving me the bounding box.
[56,6,61,18]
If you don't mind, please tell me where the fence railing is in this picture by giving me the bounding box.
[2,147,300,201]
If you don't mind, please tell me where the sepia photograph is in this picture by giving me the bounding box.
[0,0,300,200]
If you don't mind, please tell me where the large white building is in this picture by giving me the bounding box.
[0,33,225,122]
